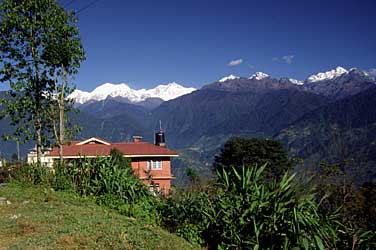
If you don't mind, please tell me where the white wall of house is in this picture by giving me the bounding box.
[27,152,54,168]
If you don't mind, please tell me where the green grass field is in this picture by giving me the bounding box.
[0,183,198,250]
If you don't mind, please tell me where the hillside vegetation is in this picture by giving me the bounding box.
[0,183,197,250]
[0,143,375,249]
[276,85,376,181]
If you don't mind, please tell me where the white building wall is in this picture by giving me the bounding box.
[27,152,54,168]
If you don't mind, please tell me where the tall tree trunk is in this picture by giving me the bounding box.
[58,104,64,162]
[50,101,62,161]
[36,119,42,164]
[57,65,67,162]
[16,140,20,162]
[30,10,42,165]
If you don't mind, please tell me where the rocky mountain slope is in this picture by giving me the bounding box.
[275,85,376,181]
[152,81,328,150]
[303,67,375,99]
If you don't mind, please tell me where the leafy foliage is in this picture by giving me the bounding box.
[42,2,85,160]
[214,137,291,179]
[8,150,159,222]
[160,165,340,249]
[3,137,375,249]
[313,161,376,249]
[3,163,52,186]
[212,166,338,249]
[0,0,84,162]
[159,189,211,246]
[53,150,158,221]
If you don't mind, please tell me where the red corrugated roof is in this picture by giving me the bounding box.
[47,139,178,157]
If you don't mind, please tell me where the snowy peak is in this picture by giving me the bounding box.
[249,72,270,80]
[303,66,376,99]
[89,82,134,101]
[147,82,196,101]
[307,66,348,83]
[219,74,240,82]
[70,82,196,104]
[92,83,132,94]
[68,90,91,104]
[289,78,304,85]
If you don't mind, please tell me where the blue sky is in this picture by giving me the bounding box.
[3,0,376,91]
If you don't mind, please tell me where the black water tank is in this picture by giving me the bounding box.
[155,131,166,147]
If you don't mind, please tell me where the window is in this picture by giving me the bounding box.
[147,160,163,170]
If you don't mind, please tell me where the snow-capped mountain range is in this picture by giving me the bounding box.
[70,66,374,104]
[306,66,349,83]
[218,66,374,85]
[70,82,196,104]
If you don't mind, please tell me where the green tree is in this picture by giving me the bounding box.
[0,0,84,163]
[186,167,198,184]
[42,3,85,162]
[214,137,291,179]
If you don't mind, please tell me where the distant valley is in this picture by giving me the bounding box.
[1,66,376,184]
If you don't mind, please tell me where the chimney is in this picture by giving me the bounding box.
[155,131,166,147]
[155,120,166,147]
[132,136,142,143]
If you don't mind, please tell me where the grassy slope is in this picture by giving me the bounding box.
[0,183,197,250]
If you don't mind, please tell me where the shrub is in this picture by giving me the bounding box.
[7,150,159,223]
[52,161,75,191]
[209,165,339,249]
[68,157,149,200]
[160,165,341,249]
[5,163,53,185]
[50,150,158,222]
[158,188,211,246]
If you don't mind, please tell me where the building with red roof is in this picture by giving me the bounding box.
[27,134,178,194]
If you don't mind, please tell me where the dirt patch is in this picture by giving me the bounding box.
[56,235,77,249]
[56,234,90,249]
[16,219,37,235]
[0,235,17,250]
[44,195,57,203]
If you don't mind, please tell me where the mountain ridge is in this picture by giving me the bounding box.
[70,82,196,104]
[303,67,375,99]
[69,66,375,105]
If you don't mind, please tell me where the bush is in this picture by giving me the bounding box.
[158,188,211,246]
[52,161,75,191]
[160,165,341,249]
[209,165,339,249]
[4,163,53,185]
[50,150,158,222]
[7,150,159,223]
